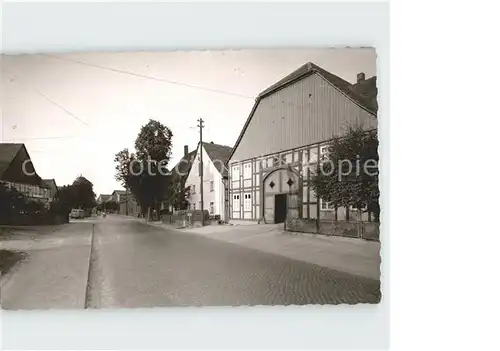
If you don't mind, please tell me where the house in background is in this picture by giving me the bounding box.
[96,194,111,204]
[42,178,59,203]
[162,145,197,212]
[110,189,127,203]
[184,142,232,221]
[226,62,378,224]
[0,143,51,206]
[111,189,140,216]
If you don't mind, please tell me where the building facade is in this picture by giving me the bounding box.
[110,190,127,203]
[111,189,141,216]
[185,142,232,221]
[96,194,111,204]
[42,179,59,203]
[0,143,51,206]
[227,62,378,224]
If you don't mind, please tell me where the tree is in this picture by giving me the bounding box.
[55,175,97,212]
[310,125,379,222]
[104,201,119,212]
[164,180,190,211]
[0,183,25,223]
[70,176,97,209]
[135,119,173,162]
[114,119,174,220]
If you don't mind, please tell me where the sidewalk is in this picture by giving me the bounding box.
[1,223,93,310]
[147,221,381,280]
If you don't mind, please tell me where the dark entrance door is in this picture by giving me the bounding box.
[274,194,287,223]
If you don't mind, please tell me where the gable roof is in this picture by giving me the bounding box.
[0,143,23,178]
[97,194,112,202]
[42,178,57,190]
[227,62,378,164]
[111,189,127,196]
[259,62,377,115]
[202,142,232,176]
[170,149,197,181]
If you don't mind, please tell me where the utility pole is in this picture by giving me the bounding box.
[197,118,205,226]
[125,188,129,216]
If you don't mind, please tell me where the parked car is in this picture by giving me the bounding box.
[70,209,85,219]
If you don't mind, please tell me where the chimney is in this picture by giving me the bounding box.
[357,72,365,83]
[184,145,188,157]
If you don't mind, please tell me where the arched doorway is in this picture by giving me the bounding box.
[261,166,302,224]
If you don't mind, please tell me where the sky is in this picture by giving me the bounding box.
[1,49,376,196]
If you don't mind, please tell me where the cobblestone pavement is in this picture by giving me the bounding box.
[87,216,381,308]
[1,222,93,310]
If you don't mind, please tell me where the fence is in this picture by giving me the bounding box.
[161,210,210,228]
[284,217,380,241]
[0,213,69,226]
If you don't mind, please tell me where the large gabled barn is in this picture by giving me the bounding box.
[226,62,378,223]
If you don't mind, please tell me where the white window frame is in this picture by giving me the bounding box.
[232,194,240,211]
[320,199,335,211]
[320,145,330,162]
[210,181,214,192]
[243,193,252,211]
[209,202,214,214]
[309,148,319,163]
[232,165,240,180]
[192,184,196,194]
[243,163,252,179]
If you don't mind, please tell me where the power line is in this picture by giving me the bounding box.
[2,67,93,129]
[41,54,256,100]
[34,89,92,128]
[3,135,80,142]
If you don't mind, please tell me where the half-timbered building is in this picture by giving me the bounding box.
[226,62,378,224]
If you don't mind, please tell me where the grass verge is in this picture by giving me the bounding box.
[0,249,27,276]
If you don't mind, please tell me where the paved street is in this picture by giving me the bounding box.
[88,216,380,307]
[2,216,380,309]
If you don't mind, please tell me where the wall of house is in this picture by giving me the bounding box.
[230,73,377,163]
[3,181,50,205]
[1,146,43,186]
[119,197,140,216]
[229,142,328,223]
[185,145,226,220]
[228,73,377,223]
[229,141,371,223]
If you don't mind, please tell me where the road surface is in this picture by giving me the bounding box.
[2,216,380,309]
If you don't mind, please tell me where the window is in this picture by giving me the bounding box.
[272,156,280,166]
[243,163,252,179]
[232,165,240,179]
[267,157,274,167]
[243,193,252,211]
[302,150,309,165]
[192,184,196,194]
[309,148,318,163]
[320,199,335,211]
[199,201,202,210]
[210,202,214,214]
[320,145,330,162]
[210,181,214,192]
[232,194,240,211]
